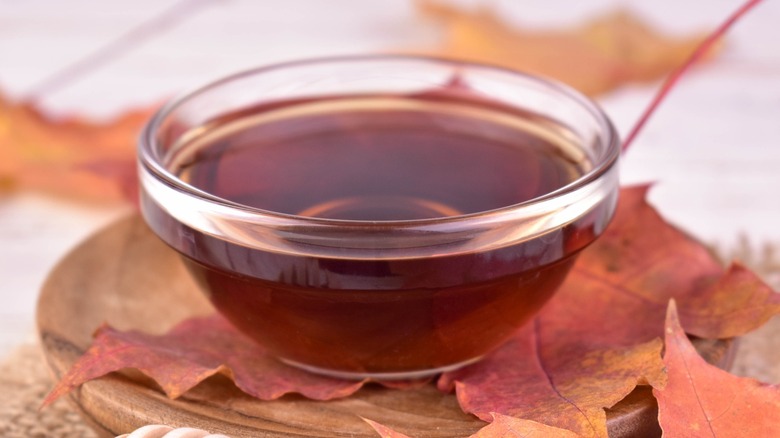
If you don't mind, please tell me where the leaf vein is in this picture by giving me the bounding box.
[676,333,717,437]
[532,318,597,436]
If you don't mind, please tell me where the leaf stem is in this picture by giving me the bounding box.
[621,0,765,153]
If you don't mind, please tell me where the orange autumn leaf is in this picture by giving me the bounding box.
[0,93,151,203]
[416,0,718,96]
[655,301,780,437]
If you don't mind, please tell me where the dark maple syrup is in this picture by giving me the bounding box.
[142,92,614,376]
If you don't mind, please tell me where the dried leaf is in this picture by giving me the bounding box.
[439,330,665,437]
[43,315,366,406]
[674,263,780,338]
[471,413,582,438]
[0,93,150,203]
[364,413,580,438]
[655,301,780,437]
[417,0,717,95]
[363,418,413,438]
[541,185,779,346]
[540,186,780,346]
[438,186,780,437]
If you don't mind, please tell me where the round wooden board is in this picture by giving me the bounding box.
[37,215,735,438]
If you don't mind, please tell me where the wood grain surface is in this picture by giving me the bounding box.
[37,215,734,438]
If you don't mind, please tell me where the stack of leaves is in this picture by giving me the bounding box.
[1,2,714,205]
[44,187,780,436]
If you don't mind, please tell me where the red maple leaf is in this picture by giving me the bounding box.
[655,301,780,437]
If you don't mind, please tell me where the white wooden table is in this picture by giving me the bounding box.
[1,0,779,358]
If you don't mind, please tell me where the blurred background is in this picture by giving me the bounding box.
[1,0,779,357]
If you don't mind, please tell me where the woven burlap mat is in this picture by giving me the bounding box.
[0,342,96,437]
[2,242,779,437]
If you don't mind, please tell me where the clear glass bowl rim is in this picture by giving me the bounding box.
[138,54,620,230]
